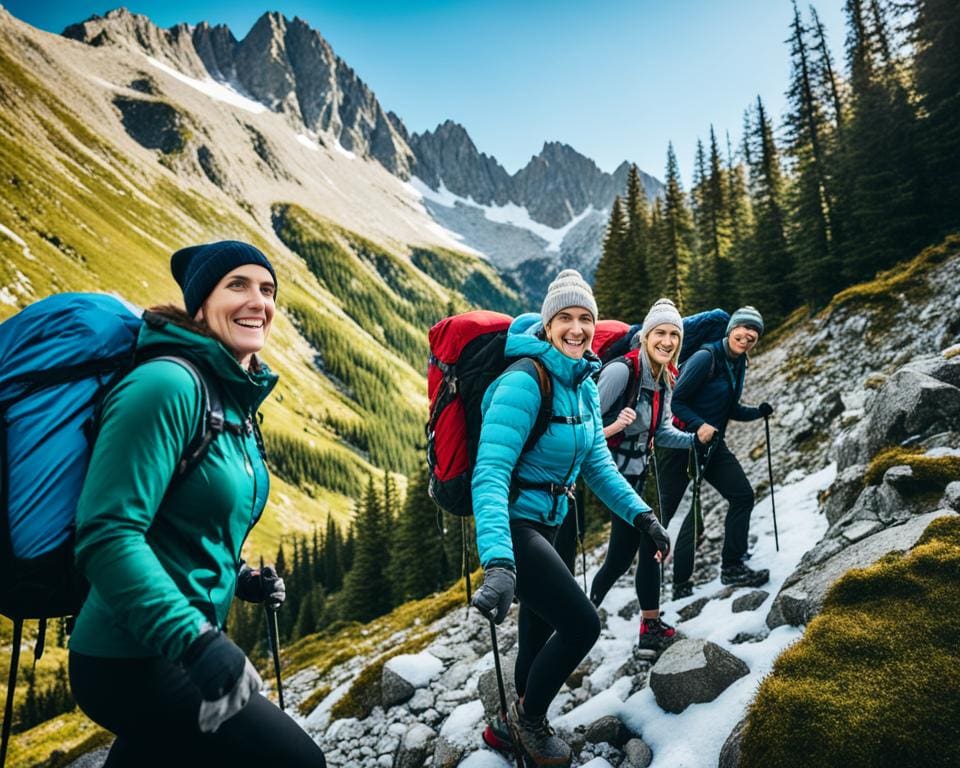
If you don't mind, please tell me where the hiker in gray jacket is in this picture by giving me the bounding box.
[590,298,697,648]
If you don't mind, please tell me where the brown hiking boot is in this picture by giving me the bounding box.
[508,699,571,766]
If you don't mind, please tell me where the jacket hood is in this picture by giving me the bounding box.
[504,312,599,387]
[138,306,277,412]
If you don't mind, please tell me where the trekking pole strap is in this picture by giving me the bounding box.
[1,618,23,767]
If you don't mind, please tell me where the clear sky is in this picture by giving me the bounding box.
[6,1,848,183]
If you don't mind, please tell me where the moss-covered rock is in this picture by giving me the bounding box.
[863,446,960,489]
[742,516,960,768]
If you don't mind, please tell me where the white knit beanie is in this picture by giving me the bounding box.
[633,297,683,346]
[540,269,598,327]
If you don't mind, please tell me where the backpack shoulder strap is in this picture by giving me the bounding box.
[503,357,553,454]
[624,349,642,414]
[143,355,225,479]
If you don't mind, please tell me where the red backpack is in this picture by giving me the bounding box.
[426,311,552,517]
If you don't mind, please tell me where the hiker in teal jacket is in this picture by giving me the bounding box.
[471,270,670,767]
[68,241,325,766]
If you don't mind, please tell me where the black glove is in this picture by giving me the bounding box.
[235,564,286,608]
[635,512,671,558]
[471,561,516,624]
[181,630,262,732]
[759,402,774,418]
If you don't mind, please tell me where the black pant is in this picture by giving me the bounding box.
[589,473,662,611]
[69,651,326,767]
[658,441,755,586]
[511,518,600,721]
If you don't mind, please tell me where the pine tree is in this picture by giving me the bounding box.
[388,466,450,602]
[840,0,929,281]
[741,97,794,325]
[621,164,653,320]
[914,0,960,236]
[688,138,711,312]
[658,143,696,312]
[594,196,628,318]
[725,131,754,309]
[323,514,344,593]
[786,1,839,308]
[342,476,393,622]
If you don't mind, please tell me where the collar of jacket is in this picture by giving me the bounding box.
[138,308,278,412]
[504,313,600,388]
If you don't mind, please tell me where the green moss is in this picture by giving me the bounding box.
[780,350,820,383]
[298,685,332,717]
[3,709,110,768]
[945,346,960,361]
[863,446,960,488]
[864,373,887,390]
[828,233,960,314]
[740,516,960,768]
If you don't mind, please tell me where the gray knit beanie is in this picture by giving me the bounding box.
[637,297,683,345]
[726,305,764,337]
[540,269,598,327]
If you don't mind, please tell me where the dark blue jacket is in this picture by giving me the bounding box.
[672,339,761,434]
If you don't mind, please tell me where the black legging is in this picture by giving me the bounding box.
[511,518,600,721]
[589,472,662,611]
[658,440,755,587]
[69,651,326,767]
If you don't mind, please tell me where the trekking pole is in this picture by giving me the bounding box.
[488,616,525,768]
[689,439,717,578]
[260,558,285,710]
[764,415,779,552]
[571,490,587,593]
[650,451,665,588]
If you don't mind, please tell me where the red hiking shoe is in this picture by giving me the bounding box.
[637,616,677,650]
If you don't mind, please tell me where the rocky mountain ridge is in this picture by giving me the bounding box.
[60,7,662,281]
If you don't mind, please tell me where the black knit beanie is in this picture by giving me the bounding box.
[171,240,277,316]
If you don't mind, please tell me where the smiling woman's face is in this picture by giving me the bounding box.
[727,325,759,357]
[545,306,595,360]
[196,264,276,367]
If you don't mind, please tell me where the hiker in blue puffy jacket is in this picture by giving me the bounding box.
[470,270,669,767]
[658,305,774,599]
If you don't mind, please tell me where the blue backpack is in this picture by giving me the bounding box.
[0,293,224,761]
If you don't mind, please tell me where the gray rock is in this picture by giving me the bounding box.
[903,354,960,389]
[649,639,750,714]
[439,659,473,689]
[64,748,110,768]
[944,481,960,510]
[731,590,769,613]
[622,738,654,768]
[677,597,709,622]
[730,630,768,644]
[618,598,640,620]
[883,464,917,493]
[822,463,869,525]
[431,736,464,768]
[768,510,957,628]
[407,688,435,714]
[583,714,633,748]
[381,666,415,708]
[841,519,883,543]
[863,370,960,458]
[718,716,748,768]
[477,654,517,722]
[394,723,436,768]
[810,390,845,428]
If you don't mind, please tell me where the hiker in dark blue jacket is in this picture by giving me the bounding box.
[658,305,774,599]
[470,270,670,768]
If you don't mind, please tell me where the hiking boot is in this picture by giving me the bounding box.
[482,711,514,753]
[637,616,677,650]
[721,562,770,588]
[509,699,572,766]
[672,580,694,600]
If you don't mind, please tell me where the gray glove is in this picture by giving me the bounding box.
[471,561,516,624]
[235,564,286,609]
[635,512,671,558]
[181,630,262,733]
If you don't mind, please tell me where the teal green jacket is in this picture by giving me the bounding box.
[69,312,277,661]
[471,313,653,567]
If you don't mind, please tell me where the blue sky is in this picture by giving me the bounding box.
[8,1,848,183]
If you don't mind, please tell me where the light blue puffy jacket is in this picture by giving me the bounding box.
[471,313,653,567]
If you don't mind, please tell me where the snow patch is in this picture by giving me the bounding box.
[438,699,484,746]
[384,651,443,688]
[295,133,320,152]
[302,678,353,732]
[333,140,356,160]
[0,223,32,260]
[145,56,266,114]
[407,176,590,252]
